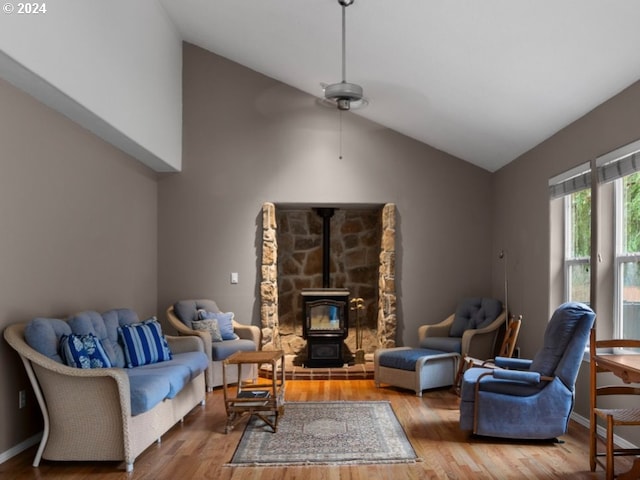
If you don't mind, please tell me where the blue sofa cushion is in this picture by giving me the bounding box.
[212,338,257,361]
[450,298,502,337]
[126,351,208,414]
[135,351,208,382]
[24,317,72,363]
[60,333,112,369]
[419,336,462,353]
[125,371,172,416]
[378,348,447,371]
[131,363,190,400]
[168,351,209,378]
[119,318,172,368]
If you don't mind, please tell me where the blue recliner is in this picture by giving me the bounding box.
[459,302,596,439]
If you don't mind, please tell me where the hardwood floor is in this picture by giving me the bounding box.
[0,379,621,479]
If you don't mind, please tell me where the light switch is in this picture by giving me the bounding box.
[230,272,239,284]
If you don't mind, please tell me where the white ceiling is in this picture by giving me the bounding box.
[160,0,640,171]
[160,0,640,172]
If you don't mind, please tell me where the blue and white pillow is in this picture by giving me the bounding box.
[191,318,223,342]
[197,310,239,340]
[118,317,172,368]
[60,333,112,369]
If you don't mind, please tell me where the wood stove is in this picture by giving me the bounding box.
[301,288,350,368]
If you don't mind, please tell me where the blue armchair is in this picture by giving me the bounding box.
[459,302,596,439]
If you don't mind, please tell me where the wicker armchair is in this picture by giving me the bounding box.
[167,299,261,390]
[418,297,506,359]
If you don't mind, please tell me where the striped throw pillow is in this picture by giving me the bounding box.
[118,317,172,368]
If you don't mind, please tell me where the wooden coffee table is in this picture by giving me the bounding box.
[222,350,285,433]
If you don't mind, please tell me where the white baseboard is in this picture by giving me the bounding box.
[571,411,638,450]
[0,432,41,465]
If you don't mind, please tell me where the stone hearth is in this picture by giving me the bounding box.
[259,354,375,380]
[259,203,397,363]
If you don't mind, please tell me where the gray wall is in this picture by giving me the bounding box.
[157,44,494,345]
[0,78,158,454]
[491,79,640,431]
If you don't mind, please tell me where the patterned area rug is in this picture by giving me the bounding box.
[228,401,418,466]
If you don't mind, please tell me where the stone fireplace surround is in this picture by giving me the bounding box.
[259,202,397,364]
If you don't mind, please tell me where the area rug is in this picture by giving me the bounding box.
[228,401,419,466]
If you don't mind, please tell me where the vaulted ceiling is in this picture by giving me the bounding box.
[160,0,640,172]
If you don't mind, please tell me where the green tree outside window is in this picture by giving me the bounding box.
[571,188,591,258]
[625,171,640,254]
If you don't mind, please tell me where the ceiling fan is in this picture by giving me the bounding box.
[322,0,367,111]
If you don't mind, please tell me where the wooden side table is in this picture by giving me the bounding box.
[222,350,285,433]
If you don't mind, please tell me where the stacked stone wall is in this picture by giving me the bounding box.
[260,203,397,361]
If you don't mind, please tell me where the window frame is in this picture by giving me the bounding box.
[550,140,640,342]
[563,189,591,305]
[613,174,640,339]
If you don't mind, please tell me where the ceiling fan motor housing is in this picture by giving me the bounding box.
[324,81,363,110]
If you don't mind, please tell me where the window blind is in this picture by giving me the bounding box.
[549,162,591,199]
[597,151,640,184]
[596,139,640,184]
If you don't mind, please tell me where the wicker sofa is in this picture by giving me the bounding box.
[3,308,208,472]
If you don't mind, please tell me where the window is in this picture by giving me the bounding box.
[615,170,640,339]
[565,188,591,304]
[549,162,591,306]
[550,140,640,340]
[597,140,640,339]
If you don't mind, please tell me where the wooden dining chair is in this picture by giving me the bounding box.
[590,329,640,480]
[494,315,522,359]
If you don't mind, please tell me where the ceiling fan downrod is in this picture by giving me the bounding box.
[324,0,363,111]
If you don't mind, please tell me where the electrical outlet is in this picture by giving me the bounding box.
[230,272,239,284]
[19,390,26,409]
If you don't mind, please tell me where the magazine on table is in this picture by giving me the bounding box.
[235,390,271,406]
[238,390,270,399]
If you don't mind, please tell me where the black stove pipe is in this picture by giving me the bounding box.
[315,208,335,288]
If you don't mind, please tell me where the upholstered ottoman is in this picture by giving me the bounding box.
[374,347,459,396]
